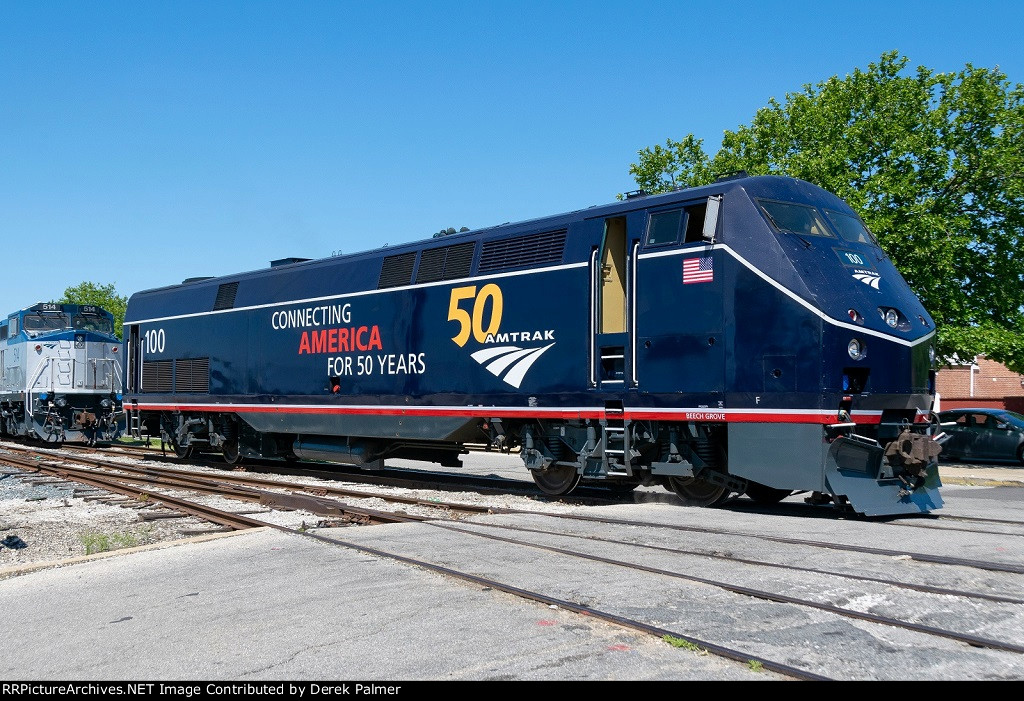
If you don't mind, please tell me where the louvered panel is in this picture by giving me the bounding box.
[213,282,239,310]
[174,359,192,393]
[142,360,173,393]
[190,358,210,392]
[173,358,210,393]
[415,247,448,283]
[478,230,566,273]
[441,242,475,280]
[377,252,417,289]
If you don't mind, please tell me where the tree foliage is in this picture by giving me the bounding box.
[59,281,128,339]
[433,226,471,238]
[628,51,1024,372]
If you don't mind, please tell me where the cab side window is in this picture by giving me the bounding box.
[646,210,682,246]
[682,201,708,243]
[646,201,713,247]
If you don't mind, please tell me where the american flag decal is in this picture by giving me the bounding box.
[683,256,714,284]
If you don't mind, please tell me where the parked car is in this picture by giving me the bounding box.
[937,408,1024,465]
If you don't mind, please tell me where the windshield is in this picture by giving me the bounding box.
[756,199,833,238]
[23,313,70,333]
[824,209,878,245]
[73,315,114,334]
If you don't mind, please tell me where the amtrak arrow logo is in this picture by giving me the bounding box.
[852,271,881,289]
[470,343,555,389]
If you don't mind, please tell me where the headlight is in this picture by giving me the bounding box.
[848,338,865,360]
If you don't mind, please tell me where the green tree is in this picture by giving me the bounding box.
[628,51,1024,372]
[59,281,128,339]
[433,226,471,238]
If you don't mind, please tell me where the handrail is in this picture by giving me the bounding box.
[588,247,599,387]
[25,357,53,420]
[630,240,639,386]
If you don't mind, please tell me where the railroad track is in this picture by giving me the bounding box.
[4,441,1024,679]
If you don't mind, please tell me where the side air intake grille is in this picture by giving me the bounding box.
[141,360,173,393]
[213,282,239,310]
[377,252,417,289]
[174,358,210,393]
[415,242,476,283]
[479,230,567,273]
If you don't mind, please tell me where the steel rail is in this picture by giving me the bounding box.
[27,442,1024,574]
[265,521,830,681]
[492,509,1024,575]
[10,444,506,517]
[451,518,1024,604]
[2,454,416,527]
[0,455,264,531]
[422,519,1024,653]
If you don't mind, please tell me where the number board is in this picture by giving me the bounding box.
[832,248,875,270]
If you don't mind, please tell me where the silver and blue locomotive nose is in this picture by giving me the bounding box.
[1,303,124,445]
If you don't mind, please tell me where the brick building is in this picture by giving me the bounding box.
[935,355,1024,413]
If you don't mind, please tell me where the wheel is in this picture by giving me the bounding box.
[744,481,792,504]
[665,475,729,507]
[171,440,193,459]
[222,437,243,465]
[1018,444,1024,467]
[531,464,582,496]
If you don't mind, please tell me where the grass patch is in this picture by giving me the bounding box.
[79,530,144,555]
[662,634,706,654]
[117,436,156,447]
[747,659,764,672]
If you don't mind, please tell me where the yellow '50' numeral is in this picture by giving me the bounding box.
[448,284,503,346]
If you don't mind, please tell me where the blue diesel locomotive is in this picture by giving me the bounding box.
[1,303,124,444]
[122,174,942,516]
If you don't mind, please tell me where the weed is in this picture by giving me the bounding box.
[747,660,764,672]
[662,635,706,653]
[79,530,141,555]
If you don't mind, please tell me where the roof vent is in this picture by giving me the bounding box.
[624,189,649,199]
[271,257,312,267]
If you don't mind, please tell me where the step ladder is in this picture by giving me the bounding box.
[602,405,633,477]
[128,405,145,440]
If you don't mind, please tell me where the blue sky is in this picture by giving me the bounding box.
[2,1,1022,315]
